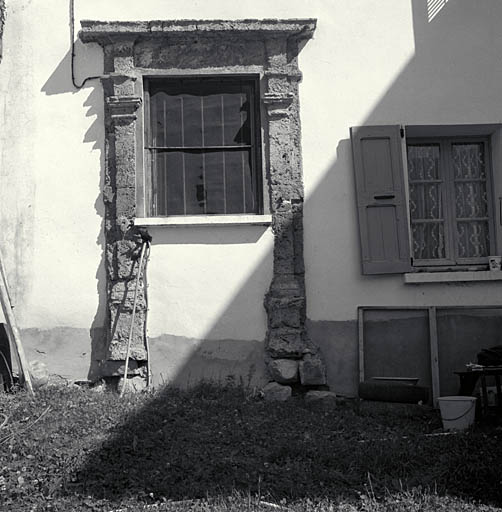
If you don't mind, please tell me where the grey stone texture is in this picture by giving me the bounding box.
[263,382,292,402]
[118,375,147,393]
[96,48,147,376]
[80,19,317,42]
[267,359,299,384]
[80,18,327,391]
[299,354,327,386]
[98,359,143,377]
[267,328,306,359]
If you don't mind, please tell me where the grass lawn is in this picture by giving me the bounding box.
[0,383,501,511]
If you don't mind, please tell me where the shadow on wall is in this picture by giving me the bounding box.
[146,225,271,388]
[38,39,108,381]
[34,0,502,504]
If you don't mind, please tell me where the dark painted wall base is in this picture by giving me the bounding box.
[309,310,502,399]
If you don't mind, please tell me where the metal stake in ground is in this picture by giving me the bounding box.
[0,249,34,395]
[120,240,148,397]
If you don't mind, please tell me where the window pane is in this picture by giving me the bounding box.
[222,92,249,146]
[205,151,225,214]
[411,223,446,260]
[407,144,446,260]
[225,150,248,214]
[151,151,166,214]
[243,150,256,213]
[151,151,185,215]
[457,221,490,258]
[150,92,183,147]
[152,149,256,215]
[452,143,486,179]
[150,82,252,148]
[454,182,488,218]
[452,143,490,259]
[184,151,205,214]
[407,144,440,180]
[202,94,224,147]
[182,95,203,147]
[409,183,443,220]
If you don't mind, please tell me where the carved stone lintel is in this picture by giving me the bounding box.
[80,19,317,44]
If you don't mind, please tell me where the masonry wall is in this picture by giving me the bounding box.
[1,0,502,393]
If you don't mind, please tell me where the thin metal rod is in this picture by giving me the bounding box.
[145,145,252,151]
[201,96,207,214]
[221,95,227,214]
[143,242,152,388]
[120,242,148,397]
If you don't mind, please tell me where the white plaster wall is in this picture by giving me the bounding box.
[146,227,273,341]
[2,0,502,365]
[0,0,105,331]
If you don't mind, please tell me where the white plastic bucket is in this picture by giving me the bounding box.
[438,396,477,431]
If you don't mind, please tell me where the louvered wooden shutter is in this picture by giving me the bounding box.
[350,125,412,274]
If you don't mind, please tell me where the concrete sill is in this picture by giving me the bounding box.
[135,214,272,227]
[404,270,502,284]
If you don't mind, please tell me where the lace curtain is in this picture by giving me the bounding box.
[407,142,489,262]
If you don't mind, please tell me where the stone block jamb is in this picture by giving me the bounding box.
[79,19,326,390]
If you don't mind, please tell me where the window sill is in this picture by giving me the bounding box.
[134,214,272,227]
[404,270,502,284]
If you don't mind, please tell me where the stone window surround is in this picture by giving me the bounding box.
[80,19,328,390]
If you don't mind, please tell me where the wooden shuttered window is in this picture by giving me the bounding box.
[350,125,412,275]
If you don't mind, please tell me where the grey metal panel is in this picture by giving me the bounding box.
[351,125,412,274]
